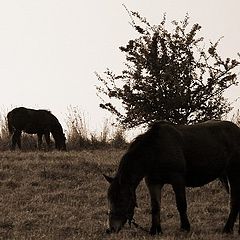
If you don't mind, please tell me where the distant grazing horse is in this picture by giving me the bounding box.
[104,120,240,235]
[7,107,66,151]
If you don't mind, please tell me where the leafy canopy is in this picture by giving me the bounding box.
[96,11,240,128]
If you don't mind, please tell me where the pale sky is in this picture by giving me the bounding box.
[0,0,240,132]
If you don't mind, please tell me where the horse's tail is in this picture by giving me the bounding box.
[219,176,230,194]
[239,211,240,235]
[7,112,14,134]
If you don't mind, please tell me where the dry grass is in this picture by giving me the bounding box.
[0,150,239,239]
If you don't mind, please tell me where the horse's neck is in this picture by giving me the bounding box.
[117,154,144,188]
[50,124,63,138]
[50,129,58,139]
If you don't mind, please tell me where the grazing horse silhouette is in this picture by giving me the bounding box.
[7,107,66,151]
[104,120,240,235]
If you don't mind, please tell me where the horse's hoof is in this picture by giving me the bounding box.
[180,225,190,232]
[180,221,190,232]
[223,227,233,234]
[150,225,162,235]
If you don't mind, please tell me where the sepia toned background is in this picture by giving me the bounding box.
[0,0,239,131]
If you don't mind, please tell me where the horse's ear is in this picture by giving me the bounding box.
[103,174,114,183]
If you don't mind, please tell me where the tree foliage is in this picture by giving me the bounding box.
[96,11,240,128]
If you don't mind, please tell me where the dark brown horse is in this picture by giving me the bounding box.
[104,120,240,235]
[7,107,66,151]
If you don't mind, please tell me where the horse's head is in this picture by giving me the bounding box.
[55,133,67,151]
[104,174,137,234]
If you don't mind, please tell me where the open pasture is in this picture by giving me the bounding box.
[0,150,238,239]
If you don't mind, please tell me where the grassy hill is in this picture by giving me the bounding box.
[0,150,238,239]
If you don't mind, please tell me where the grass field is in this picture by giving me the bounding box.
[0,150,239,240]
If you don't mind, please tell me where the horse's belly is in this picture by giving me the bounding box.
[185,169,222,187]
[184,152,229,187]
[24,127,38,134]
[24,124,44,134]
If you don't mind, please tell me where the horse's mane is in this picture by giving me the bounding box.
[116,121,184,185]
[129,121,173,150]
[37,109,52,114]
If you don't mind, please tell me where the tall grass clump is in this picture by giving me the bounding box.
[109,127,128,148]
[0,111,9,150]
[66,106,128,150]
[232,109,240,127]
[66,106,92,150]
[89,119,110,149]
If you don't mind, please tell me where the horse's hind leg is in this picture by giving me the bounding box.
[37,133,43,150]
[11,130,21,150]
[171,175,190,232]
[223,175,240,234]
[219,176,230,193]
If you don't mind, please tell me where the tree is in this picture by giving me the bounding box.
[96,11,240,128]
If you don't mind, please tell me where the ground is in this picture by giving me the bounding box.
[0,150,238,239]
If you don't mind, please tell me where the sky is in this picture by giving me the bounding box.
[0,0,240,133]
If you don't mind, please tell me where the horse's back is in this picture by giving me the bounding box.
[144,120,240,187]
[177,121,240,186]
[179,120,240,156]
[7,107,56,133]
[7,107,30,130]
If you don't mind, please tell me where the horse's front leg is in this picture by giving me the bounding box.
[146,179,164,235]
[44,131,51,150]
[171,175,190,232]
